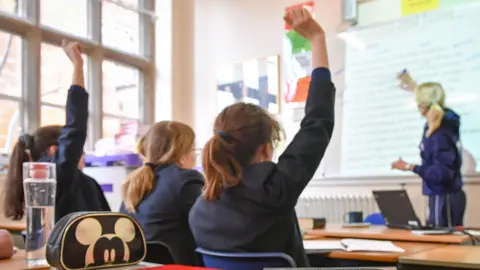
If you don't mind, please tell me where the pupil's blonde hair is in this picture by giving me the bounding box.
[122,121,195,212]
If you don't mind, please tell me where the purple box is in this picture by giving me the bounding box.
[100,184,113,193]
[85,153,143,167]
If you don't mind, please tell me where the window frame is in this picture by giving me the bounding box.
[0,0,156,151]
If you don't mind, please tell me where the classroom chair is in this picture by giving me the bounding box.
[364,213,385,225]
[144,241,176,264]
[196,247,296,270]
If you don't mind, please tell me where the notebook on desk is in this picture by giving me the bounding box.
[303,239,405,253]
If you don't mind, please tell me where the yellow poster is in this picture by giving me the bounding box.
[402,0,439,15]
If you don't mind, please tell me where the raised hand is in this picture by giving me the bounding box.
[396,69,416,91]
[62,39,83,67]
[284,7,324,41]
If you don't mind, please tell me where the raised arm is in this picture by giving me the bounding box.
[54,41,88,189]
[273,9,335,207]
[397,69,417,92]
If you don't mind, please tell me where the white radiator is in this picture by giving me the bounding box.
[295,194,379,223]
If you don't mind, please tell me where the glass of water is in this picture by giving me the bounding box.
[23,162,56,266]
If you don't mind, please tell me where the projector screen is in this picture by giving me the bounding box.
[341,3,480,176]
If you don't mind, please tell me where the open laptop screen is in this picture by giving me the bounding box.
[372,190,422,228]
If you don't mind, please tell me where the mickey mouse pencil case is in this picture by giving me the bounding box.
[46,212,146,270]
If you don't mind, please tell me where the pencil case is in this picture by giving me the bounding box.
[46,212,146,270]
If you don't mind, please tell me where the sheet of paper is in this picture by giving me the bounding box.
[303,240,345,251]
[465,230,480,236]
[341,239,405,253]
[411,230,452,235]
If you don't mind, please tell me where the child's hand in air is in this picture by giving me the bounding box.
[284,7,324,41]
[62,39,83,67]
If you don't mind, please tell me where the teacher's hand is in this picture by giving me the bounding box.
[391,158,409,171]
[396,70,416,91]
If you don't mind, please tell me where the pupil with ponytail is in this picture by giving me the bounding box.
[188,8,335,267]
[2,41,110,222]
[119,121,204,266]
[393,72,467,228]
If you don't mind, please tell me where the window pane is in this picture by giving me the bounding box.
[0,0,20,15]
[102,0,139,54]
[0,32,22,97]
[41,106,66,127]
[102,116,121,140]
[41,43,87,106]
[0,99,20,153]
[41,0,87,36]
[103,61,139,118]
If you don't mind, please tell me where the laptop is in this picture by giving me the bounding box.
[372,190,437,230]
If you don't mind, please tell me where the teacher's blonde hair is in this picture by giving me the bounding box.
[415,82,445,137]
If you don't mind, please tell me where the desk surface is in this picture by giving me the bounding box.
[0,250,49,270]
[400,245,480,269]
[308,225,469,244]
[0,220,26,232]
[0,250,160,270]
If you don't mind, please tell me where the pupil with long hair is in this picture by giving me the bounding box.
[188,8,335,267]
[120,121,204,266]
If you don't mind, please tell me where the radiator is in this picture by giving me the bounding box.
[295,194,379,223]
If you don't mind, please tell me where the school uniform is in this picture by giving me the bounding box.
[41,85,111,222]
[413,108,466,227]
[188,67,335,267]
[120,164,204,266]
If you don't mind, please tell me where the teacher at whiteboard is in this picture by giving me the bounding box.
[391,70,466,228]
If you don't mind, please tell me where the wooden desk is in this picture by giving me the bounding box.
[0,221,26,232]
[327,242,445,263]
[400,245,480,269]
[308,225,469,244]
[0,250,49,270]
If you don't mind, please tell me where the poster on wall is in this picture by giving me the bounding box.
[401,0,439,15]
[216,55,280,115]
[283,1,315,104]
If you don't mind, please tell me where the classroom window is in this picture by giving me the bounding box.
[0,31,22,154]
[102,116,122,140]
[0,99,21,153]
[40,105,66,127]
[0,32,22,97]
[0,0,154,151]
[102,0,140,54]
[0,0,20,15]
[40,43,88,106]
[102,60,140,119]
[40,0,87,37]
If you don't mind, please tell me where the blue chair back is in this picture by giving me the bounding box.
[196,248,295,270]
[364,212,385,225]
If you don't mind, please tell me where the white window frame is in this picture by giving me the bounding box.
[0,0,156,150]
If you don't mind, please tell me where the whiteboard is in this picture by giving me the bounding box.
[341,3,480,176]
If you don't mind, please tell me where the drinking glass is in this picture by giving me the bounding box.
[23,162,56,266]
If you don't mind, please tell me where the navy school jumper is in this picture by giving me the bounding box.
[188,68,335,267]
[40,85,110,222]
[413,108,466,227]
[120,164,205,266]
